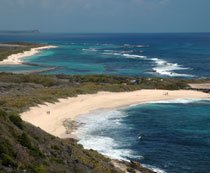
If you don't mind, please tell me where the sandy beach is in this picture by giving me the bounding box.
[21,89,210,138]
[0,45,57,64]
[189,83,210,89]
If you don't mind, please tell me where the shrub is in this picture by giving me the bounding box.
[1,153,17,167]
[0,109,7,118]
[18,133,32,149]
[9,113,23,129]
[0,138,15,157]
[29,164,46,173]
[30,147,44,158]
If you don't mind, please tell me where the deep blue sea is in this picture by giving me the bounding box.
[1,33,210,173]
[0,33,210,77]
[75,99,210,173]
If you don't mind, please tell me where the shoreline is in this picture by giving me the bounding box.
[20,89,210,172]
[0,45,57,65]
[21,89,210,139]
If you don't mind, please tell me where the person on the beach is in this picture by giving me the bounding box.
[163,92,169,96]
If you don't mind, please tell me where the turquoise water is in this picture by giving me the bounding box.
[0,64,48,73]
[1,33,210,172]
[0,33,210,77]
[75,99,210,173]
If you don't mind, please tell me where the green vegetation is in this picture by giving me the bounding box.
[1,72,206,172]
[0,42,209,172]
[0,108,123,173]
[0,73,190,112]
[0,42,45,61]
[1,154,17,167]
[2,73,190,172]
[9,113,23,129]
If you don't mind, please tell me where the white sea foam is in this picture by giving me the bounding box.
[82,48,97,52]
[142,164,167,173]
[77,135,139,161]
[149,98,210,104]
[129,104,139,107]
[102,48,193,77]
[150,58,193,77]
[74,109,167,172]
[122,54,147,59]
[121,50,134,53]
[0,45,57,65]
[136,45,149,48]
[102,52,121,56]
[102,50,147,59]
[105,51,192,77]
[102,50,134,55]
[74,110,142,161]
[102,49,192,77]
[123,44,149,48]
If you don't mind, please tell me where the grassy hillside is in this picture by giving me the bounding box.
[0,73,189,113]
[0,73,193,173]
[0,109,125,173]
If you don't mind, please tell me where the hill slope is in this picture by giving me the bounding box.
[0,73,192,173]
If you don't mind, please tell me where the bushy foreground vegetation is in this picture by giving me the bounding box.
[0,109,123,173]
[0,72,195,173]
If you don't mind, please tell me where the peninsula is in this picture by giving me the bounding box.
[0,42,57,64]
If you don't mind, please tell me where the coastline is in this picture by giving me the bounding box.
[0,45,57,65]
[21,89,210,139]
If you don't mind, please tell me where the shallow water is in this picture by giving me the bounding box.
[1,33,210,172]
[1,33,210,77]
[75,99,210,173]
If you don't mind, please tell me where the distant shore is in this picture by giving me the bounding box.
[21,89,210,139]
[0,45,57,65]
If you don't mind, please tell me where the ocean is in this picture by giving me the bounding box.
[75,99,210,173]
[1,33,210,173]
[0,33,210,77]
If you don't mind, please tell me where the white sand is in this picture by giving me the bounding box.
[0,45,57,64]
[189,83,210,89]
[21,89,210,138]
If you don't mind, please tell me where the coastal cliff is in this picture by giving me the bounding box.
[0,73,168,173]
[0,72,208,172]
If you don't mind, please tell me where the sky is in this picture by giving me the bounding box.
[0,0,210,33]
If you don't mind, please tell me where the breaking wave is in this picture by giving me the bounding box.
[82,48,97,52]
[123,44,150,48]
[150,58,194,77]
[149,98,210,104]
[122,54,147,59]
[73,109,167,173]
[74,110,141,161]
